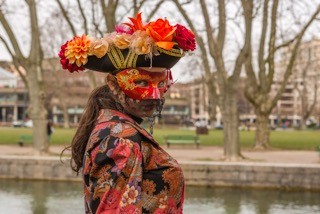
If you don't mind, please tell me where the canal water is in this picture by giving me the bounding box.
[0,179,319,214]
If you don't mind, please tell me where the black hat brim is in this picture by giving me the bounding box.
[84,47,184,73]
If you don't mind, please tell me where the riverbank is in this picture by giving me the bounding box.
[0,145,318,164]
[0,145,319,190]
[0,155,319,190]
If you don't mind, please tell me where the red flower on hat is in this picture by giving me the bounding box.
[174,24,196,51]
[58,41,85,73]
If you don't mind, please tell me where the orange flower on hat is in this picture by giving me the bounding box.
[145,18,176,50]
[113,34,131,49]
[124,12,145,32]
[89,38,109,58]
[65,35,91,67]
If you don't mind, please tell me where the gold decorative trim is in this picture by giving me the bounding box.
[107,46,139,70]
[106,46,184,71]
[107,46,125,70]
[157,47,185,58]
[124,50,138,68]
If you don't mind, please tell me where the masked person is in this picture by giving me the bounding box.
[59,13,196,214]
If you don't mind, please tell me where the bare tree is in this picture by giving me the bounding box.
[100,0,118,32]
[55,0,98,90]
[0,0,48,154]
[293,48,319,130]
[39,11,72,129]
[171,1,219,130]
[172,0,252,160]
[48,60,71,129]
[244,0,320,149]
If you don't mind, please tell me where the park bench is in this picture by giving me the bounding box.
[17,135,33,147]
[164,135,200,149]
[317,145,320,158]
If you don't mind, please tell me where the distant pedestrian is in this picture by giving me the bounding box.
[47,120,54,143]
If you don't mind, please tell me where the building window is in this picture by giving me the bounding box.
[195,88,200,97]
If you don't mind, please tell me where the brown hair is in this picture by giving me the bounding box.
[64,82,119,173]
[63,74,165,173]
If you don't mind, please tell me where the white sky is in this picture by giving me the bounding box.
[1,0,320,82]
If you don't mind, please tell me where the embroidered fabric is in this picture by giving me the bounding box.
[83,109,185,213]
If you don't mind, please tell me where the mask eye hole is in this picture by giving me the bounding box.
[158,81,166,88]
[134,80,149,87]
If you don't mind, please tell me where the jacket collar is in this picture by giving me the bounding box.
[97,109,159,146]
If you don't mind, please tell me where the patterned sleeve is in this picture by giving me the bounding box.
[86,135,143,213]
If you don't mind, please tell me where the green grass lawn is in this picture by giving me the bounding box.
[0,126,319,150]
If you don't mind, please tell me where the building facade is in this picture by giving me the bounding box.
[274,38,320,127]
[0,67,28,125]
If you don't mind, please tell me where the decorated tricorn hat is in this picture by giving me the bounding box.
[58,13,196,73]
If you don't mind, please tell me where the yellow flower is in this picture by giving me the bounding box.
[113,34,131,49]
[65,35,91,67]
[130,30,154,55]
[89,38,109,58]
[120,184,139,207]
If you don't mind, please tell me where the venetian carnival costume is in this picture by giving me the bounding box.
[59,13,196,214]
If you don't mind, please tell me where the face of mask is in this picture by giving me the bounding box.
[115,67,173,100]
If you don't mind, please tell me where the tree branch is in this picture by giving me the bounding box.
[13,63,28,88]
[199,0,219,58]
[0,35,14,58]
[171,0,219,98]
[264,33,300,64]
[55,0,77,36]
[181,0,192,5]
[136,0,147,15]
[217,0,226,52]
[0,8,25,59]
[258,0,269,91]
[26,0,43,62]
[198,0,228,91]
[100,0,118,32]
[232,0,252,80]
[146,0,165,22]
[272,4,320,107]
[91,0,104,37]
[76,0,88,35]
[242,0,261,106]
[100,0,108,30]
[265,0,278,93]
[0,35,28,86]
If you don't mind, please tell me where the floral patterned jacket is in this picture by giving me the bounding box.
[83,109,184,214]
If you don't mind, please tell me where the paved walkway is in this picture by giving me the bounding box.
[0,145,319,165]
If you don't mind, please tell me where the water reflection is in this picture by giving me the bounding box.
[0,179,319,214]
[184,186,320,214]
[0,179,83,214]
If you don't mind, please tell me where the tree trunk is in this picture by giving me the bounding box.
[253,112,271,149]
[62,103,70,129]
[87,72,97,90]
[26,63,48,154]
[301,117,307,130]
[56,80,70,128]
[222,87,242,160]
